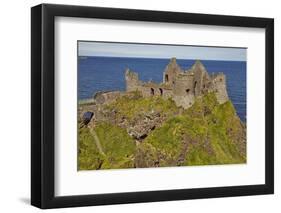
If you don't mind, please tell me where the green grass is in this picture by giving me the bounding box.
[105,91,179,122]
[140,93,246,166]
[78,122,136,170]
[78,127,104,170]
[78,92,246,170]
[95,122,136,169]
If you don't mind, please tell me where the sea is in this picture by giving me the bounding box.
[78,56,246,122]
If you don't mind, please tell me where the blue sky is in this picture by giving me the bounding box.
[78,41,246,61]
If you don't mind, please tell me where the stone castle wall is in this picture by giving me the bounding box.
[173,74,194,96]
[93,91,123,105]
[125,69,140,92]
[162,57,182,86]
[211,73,229,104]
[123,58,229,109]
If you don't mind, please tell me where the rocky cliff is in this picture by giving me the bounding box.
[78,91,246,170]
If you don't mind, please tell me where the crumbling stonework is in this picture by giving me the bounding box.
[93,91,124,105]
[125,58,229,109]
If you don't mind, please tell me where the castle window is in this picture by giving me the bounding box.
[219,78,223,82]
[186,89,190,94]
[165,74,169,82]
[150,88,155,96]
[159,88,163,96]
[194,81,197,96]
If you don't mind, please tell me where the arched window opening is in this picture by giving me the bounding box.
[186,89,190,94]
[159,88,163,96]
[150,88,155,96]
[194,81,197,95]
[165,74,169,82]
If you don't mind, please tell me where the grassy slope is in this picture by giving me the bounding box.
[78,92,246,170]
[105,91,179,122]
[140,93,246,167]
[78,123,135,170]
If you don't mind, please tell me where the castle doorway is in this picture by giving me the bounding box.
[150,88,155,96]
[159,88,163,96]
[165,74,169,83]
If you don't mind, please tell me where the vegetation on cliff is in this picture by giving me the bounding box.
[78,123,135,170]
[105,91,179,122]
[78,92,246,170]
[137,93,246,167]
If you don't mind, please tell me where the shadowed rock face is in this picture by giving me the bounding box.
[124,58,229,109]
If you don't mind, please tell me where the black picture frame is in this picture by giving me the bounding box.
[31,3,274,209]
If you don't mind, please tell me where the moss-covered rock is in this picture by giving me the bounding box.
[78,92,246,170]
[105,91,179,122]
[139,93,246,167]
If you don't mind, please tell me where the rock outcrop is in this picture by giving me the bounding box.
[78,92,246,170]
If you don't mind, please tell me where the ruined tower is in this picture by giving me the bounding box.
[190,60,210,97]
[124,58,229,109]
[211,73,229,104]
[163,57,183,86]
[125,68,140,92]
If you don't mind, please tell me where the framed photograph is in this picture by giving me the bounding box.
[31,4,274,209]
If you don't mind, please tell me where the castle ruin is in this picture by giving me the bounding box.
[125,58,229,109]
